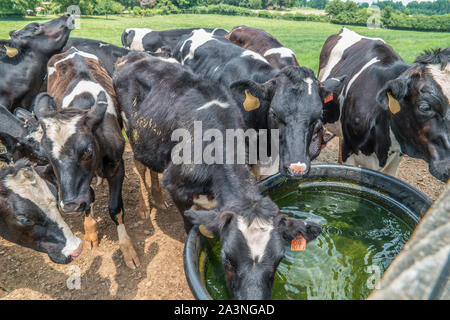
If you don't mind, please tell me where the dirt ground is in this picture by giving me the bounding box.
[0,139,445,300]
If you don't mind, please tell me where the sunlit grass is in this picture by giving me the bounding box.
[1,14,448,73]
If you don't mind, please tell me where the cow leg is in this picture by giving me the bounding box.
[172,197,193,233]
[84,206,98,249]
[150,169,166,209]
[108,159,140,269]
[338,137,343,164]
[133,158,152,220]
[162,165,194,233]
[381,152,402,177]
[167,186,192,233]
[164,185,193,233]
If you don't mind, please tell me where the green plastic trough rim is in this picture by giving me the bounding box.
[183,164,433,300]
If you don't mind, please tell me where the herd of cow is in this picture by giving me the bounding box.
[0,13,448,300]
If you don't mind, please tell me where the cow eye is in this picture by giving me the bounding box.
[269,110,282,123]
[16,215,34,226]
[418,104,432,113]
[82,145,93,160]
[224,256,237,270]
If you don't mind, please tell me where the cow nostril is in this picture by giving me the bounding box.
[288,162,308,176]
[60,201,86,214]
[65,13,71,17]
[70,242,83,260]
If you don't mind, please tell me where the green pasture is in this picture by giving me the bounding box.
[1,14,448,72]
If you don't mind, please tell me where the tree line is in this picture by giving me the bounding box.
[1,1,449,32]
[302,0,449,16]
[2,0,449,16]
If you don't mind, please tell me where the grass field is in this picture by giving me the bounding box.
[1,14,449,72]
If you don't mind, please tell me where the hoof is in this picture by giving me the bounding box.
[84,215,98,249]
[118,225,140,269]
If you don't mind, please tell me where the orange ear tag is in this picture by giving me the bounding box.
[323,93,333,104]
[290,234,306,251]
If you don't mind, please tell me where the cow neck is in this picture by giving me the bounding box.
[385,61,412,154]
[24,50,49,89]
[210,164,263,212]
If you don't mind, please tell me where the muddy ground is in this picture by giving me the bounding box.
[0,139,445,300]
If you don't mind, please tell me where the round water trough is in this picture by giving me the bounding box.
[183,164,434,300]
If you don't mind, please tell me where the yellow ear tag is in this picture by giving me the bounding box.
[387,92,401,114]
[5,46,19,58]
[243,89,260,112]
[199,225,214,239]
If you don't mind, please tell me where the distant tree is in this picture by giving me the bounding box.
[382,5,394,27]
[407,0,449,15]
[359,2,369,9]
[95,0,124,18]
[79,0,95,15]
[116,0,140,9]
[325,0,345,17]
[308,0,327,10]
[0,0,40,16]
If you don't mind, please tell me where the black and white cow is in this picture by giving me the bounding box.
[225,25,299,69]
[113,51,322,299]
[319,27,449,182]
[30,47,139,269]
[173,29,344,177]
[0,14,74,111]
[0,159,82,264]
[62,38,130,77]
[121,27,227,53]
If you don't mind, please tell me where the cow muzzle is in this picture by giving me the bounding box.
[59,200,88,214]
[287,162,310,177]
[69,242,83,260]
[430,159,450,182]
[64,14,75,30]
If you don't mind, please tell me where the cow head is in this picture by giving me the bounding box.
[231,67,344,177]
[121,28,152,51]
[0,159,82,264]
[185,198,322,300]
[0,104,47,164]
[9,14,74,55]
[33,92,107,213]
[377,48,449,182]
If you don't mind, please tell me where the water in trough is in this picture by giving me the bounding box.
[201,187,415,300]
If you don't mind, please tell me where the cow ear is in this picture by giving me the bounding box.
[377,79,407,114]
[275,214,322,244]
[320,75,346,103]
[0,103,26,141]
[184,209,236,238]
[0,41,20,59]
[14,108,36,124]
[321,75,346,93]
[33,93,57,119]
[230,80,272,112]
[86,91,107,131]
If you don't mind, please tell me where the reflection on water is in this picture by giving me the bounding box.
[203,189,414,300]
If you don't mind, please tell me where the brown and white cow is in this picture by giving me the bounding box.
[0,159,82,264]
[319,27,449,182]
[225,25,299,70]
[31,47,139,269]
